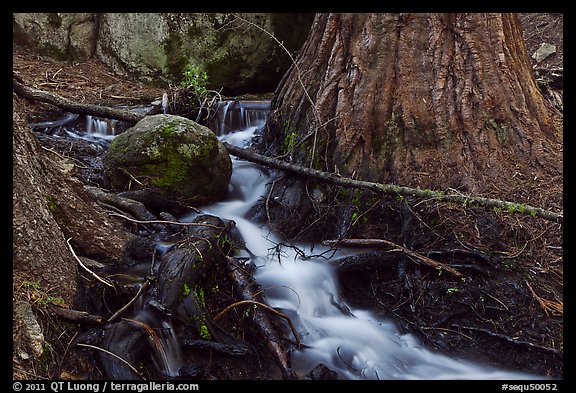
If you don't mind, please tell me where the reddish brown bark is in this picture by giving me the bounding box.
[264,13,562,195]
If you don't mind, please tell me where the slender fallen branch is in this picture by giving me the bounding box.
[214,299,301,347]
[75,343,145,379]
[459,326,562,357]
[107,211,221,229]
[107,280,151,323]
[323,238,464,278]
[224,143,563,224]
[66,238,114,288]
[420,326,473,340]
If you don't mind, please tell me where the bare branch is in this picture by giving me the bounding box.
[66,238,114,288]
[213,299,301,347]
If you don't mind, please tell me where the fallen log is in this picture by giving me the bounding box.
[13,78,144,123]
[49,305,105,325]
[224,143,563,224]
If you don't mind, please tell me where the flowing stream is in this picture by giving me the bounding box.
[42,101,542,380]
[182,101,540,380]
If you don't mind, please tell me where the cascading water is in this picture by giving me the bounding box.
[42,102,545,380]
[183,102,542,380]
[209,100,271,136]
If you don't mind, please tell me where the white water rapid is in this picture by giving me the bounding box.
[180,103,542,380]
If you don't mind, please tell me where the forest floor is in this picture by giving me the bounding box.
[12,13,563,380]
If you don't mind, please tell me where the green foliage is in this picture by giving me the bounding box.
[180,63,209,97]
[244,303,258,318]
[21,281,65,307]
[182,283,191,297]
[283,130,298,154]
[39,342,54,366]
[199,324,211,340]
[446,287,459,295]
[194,287,206,309]
[45,195,58,213]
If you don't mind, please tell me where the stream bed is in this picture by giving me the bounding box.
[37,101,545,380]
[183,103,541,380]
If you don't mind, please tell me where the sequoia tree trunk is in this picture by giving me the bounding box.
[263,13,562,195]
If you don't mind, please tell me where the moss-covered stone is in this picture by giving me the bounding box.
[102,114,232,205]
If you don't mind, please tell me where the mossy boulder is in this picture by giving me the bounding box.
[103,114,231,206]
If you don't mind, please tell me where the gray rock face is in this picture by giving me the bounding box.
[13,13,98,60]
[14,301,45,359]
[103,114,232,206]
[13,13,313,94]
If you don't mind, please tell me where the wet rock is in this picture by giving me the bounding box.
[103,114,232,206]
[305,364,339,380]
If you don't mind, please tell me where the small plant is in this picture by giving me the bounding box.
[180,63,208,97]
[182,283,191,297]
[21,280,65,307]
[446,287,459,295]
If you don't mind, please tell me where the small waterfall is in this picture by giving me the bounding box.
[209,100,271,136]
[85,115,119,139]
[131,309,183,378]
[45,100,545,380]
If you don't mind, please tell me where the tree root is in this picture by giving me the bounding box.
[323,238,464,278]
[222,256,298,379]
[459,325,562,357]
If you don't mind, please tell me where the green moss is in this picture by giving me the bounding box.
[39,342,54,366]
[159,122,177,136]
[45,195,58,213]
[144,148,189,188]
[199,324,211,340]
[194,287,206,309]
[182,283,191,297]
[283,131,297,154]
[486,118,510,144]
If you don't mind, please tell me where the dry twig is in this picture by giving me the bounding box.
[66,238,114,288]
[214,299,301,347]
[75,343,144,379]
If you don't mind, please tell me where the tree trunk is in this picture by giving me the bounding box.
[13,94,134,305]
[263,13,562,195]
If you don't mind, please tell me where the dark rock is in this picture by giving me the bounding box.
[305,364,339,380]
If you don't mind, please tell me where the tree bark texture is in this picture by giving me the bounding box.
[264,13,562,195]
[13,94,134,304]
